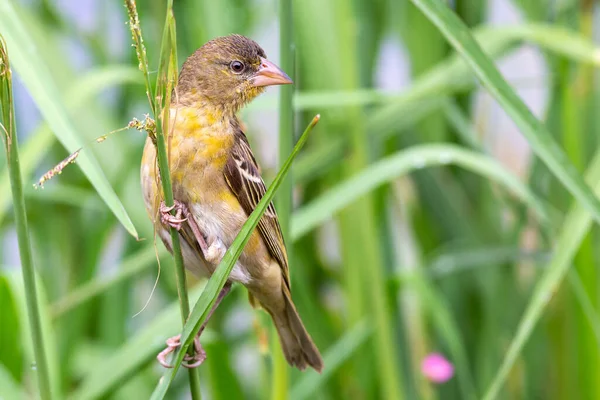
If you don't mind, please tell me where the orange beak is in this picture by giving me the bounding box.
[251,57,293,87]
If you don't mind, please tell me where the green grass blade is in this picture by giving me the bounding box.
[0,275,23,383]
[568,270,600,347]
[245,23,600,115]
[426,246,549,278]
[290,320,372,400]
[125,1,202,397]
[0,65,142,223]
[403,271,477,399]
[24,184,103,210]
[483,150,600,400]
[0,364,23,400]
[408,0,600,223]
[50,246,166,318]
[508,23,600,66]
[149,115,320,400]
[2,270,61,399]
[69,285,212,400]
[294,97,446,184]
[1,35,53,400]
[0,0,138,238]
[292,144,549,239]
[272,0,294,397]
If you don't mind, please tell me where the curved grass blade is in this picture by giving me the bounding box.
[483,150,600,400]
[288,21,600,187]
[568,270,600,347]
[0,1,138,237]
[403,271,477,399]
[0,65,142,223]
[24,184,103,210]
[408,0,600,224]
[427,246,550,278]
[0,364,23,400]
[294,97,446,185]
[247,23,600,114]
[292,144,549,239]
[248,23,555,111]
[0,275,22,382]
[50,246,167,318]
[290,320,372,400]
[68,285,212,400]
[3,270,60,399]
[507,23,600,65]
[149,115,320,400]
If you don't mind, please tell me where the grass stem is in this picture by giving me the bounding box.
[0,35,53,400]
[124,1,202,397]
[271,0,294,397]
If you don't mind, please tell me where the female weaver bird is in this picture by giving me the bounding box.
[141,34,323,372]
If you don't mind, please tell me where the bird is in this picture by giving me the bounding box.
[140,34,323,372]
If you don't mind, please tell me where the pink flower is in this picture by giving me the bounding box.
[421,353,454,383]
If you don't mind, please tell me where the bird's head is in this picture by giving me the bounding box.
[176,34,292,114]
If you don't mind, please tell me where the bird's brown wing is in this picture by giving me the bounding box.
[224,128,290,289]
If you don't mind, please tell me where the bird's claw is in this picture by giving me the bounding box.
[157,334,206,369]
[159,200,188,230]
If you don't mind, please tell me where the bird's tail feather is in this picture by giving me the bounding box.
[271,288,323,372]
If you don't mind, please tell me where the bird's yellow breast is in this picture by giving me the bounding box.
[169,105,233,167]
[141,103,236,206]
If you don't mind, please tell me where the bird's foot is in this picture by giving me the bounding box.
[157,334,206,369]
[159,200,188,230]
[205,237,227,264]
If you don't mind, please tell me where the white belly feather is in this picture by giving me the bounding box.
[152,200,252,285]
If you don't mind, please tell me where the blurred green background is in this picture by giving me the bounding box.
[2,0,600,399]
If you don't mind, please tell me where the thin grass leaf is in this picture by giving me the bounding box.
[271,0,294,397]
[403,271,476,399]
[290,320,372,400]
[294,97,446,184]
[507,23,600,66]
[0,1,138,238]
[50,246,167,318]
[246,23,600,113]
[408,0,600,223]
[24,184,103,210]
[0,364,23,400]
[0,275,22,382]
[68,285,212,400]
[295,2,405,397]
[0,35,54,400]
[292,144,549,239]
[567,270,600,347]
[2,270,60,399]
[0,65,142,223]
[427,246,550,278]
[483,150,600,400]
[149,115,320,400]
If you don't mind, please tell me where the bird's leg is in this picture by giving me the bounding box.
[159,200,209,255]
[157,282,233,369]
[159,200,187,230]
[157,334,206,368]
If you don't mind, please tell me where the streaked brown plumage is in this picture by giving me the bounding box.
[141,34,323,372]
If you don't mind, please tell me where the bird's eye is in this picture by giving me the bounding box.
[230,60,245,74]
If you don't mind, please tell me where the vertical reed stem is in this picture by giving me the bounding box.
[272,0,294,397]
[125,1,202,397]
[0,36,53,400]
